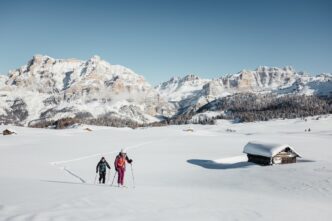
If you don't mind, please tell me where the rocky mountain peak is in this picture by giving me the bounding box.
[182,74,200,82]
[89,55,101,61]
[0,55,174,126]
[1,58,331,128]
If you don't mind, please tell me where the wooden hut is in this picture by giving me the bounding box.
[243,141,301,165]
[2,129,16,136]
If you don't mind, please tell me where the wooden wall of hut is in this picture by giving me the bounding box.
[279,156,296,164]
[247,154,272,165]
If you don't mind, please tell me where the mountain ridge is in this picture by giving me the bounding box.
[0,55,331,127]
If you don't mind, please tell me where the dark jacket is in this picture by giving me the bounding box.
[96,160,111,173]
[114,153,132,171]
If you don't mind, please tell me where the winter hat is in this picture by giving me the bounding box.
[120,148,127,154]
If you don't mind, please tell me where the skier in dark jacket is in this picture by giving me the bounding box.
[114,149,133,187]
[96,157,111,184]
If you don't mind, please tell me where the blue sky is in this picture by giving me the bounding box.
[0,0,331,85]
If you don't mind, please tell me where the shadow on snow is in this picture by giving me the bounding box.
[187,159,255,170]
[187,158,315,170]
[297,159,315,163]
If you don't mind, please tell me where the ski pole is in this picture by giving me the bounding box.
[111,171,117,186]
[106,169,111,184]
[130,164,135,188]
[94,173,98,184]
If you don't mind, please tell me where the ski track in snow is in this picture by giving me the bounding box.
[50,140,155,165]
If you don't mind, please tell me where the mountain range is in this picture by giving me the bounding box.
[0,55,331,126]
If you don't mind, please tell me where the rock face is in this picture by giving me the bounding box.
[0,55,173,126]
[0,55,331,127]
[156,66,332,114]
[155,74,209,102]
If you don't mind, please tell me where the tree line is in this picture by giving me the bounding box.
[18,93,332,129]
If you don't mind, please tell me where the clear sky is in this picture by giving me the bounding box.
[0,0,331,85]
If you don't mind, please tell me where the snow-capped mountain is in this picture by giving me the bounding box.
[156,66,332,115]
[207,66,332,96]
[155,74,209,102]
[0,55,331,127]
[0,55,173,126]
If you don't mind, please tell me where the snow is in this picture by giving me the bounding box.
[155,74,209,102]
[191,111,224,122]
[1,56,331,126]
[1,116,332,220]
[0,55,163,125]
[243,141,301,158]
[156,66,332,118]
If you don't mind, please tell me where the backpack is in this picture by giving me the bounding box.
[116,156,126,168]
[99,162,107,172]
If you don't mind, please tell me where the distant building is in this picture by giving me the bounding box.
[2,129,16,136]
[243,141,301,165]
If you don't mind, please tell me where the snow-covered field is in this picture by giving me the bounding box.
[1,116,332,221]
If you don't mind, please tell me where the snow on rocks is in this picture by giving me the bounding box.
[1,55,331,127]
[0,55,171,126]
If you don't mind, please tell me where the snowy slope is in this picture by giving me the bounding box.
[1,116,332,220]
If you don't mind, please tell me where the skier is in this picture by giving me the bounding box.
[96,157,111,184]
[114,149,133,187]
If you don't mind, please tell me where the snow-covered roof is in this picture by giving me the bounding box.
[243,141,301,158]
[3,128,17,133]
